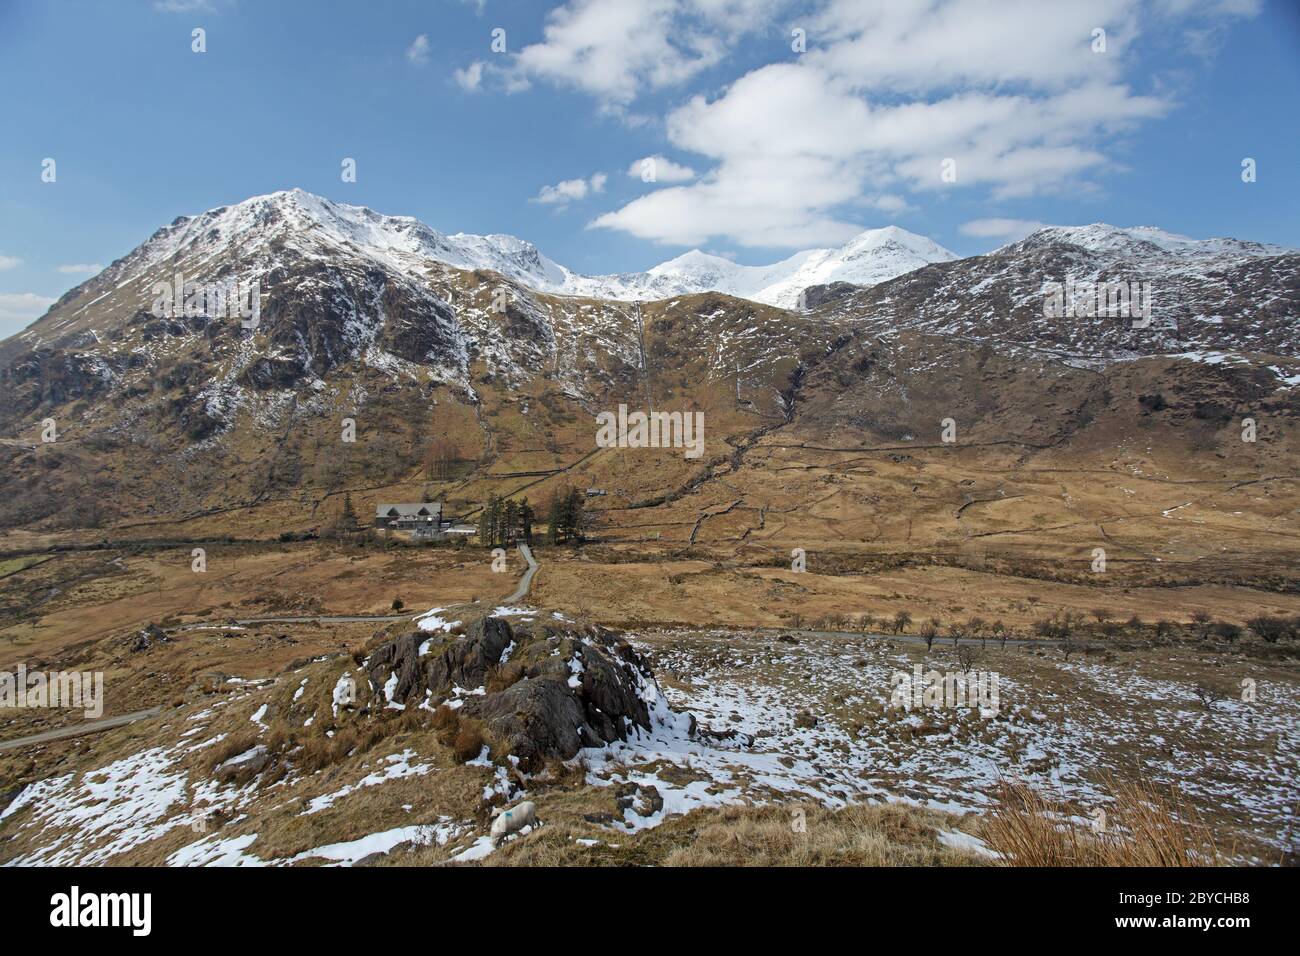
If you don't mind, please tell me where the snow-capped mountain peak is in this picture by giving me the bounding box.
[111,190,956,310]
[1005,222,1290,264]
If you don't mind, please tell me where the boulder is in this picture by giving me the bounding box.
[615,783,664,819]
[213,745,269,782]
[364,615,662,770]
[130,623,170,653]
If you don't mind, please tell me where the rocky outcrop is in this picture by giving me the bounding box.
[130,623,170,653]
[364,615,661,770]
[615,782,664,819]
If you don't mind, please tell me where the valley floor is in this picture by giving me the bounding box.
[1,539,1297,866]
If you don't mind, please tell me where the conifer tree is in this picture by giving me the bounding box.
[337,493,359,535]
[519,497,534,545]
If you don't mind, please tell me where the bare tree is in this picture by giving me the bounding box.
[1190,611,1212,639]
[424,436,461,482]
[1193,683,1225,712]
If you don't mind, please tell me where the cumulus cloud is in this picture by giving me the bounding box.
[0,292,56,332]
[585,0,1254,247]
[57,263,104,275]
[532,172,607,206]
[407,34,431,65]
[627,155,697,183]
[0,254,20,270]
[152,0,215,11]
[960,218,1050,241]
[512,0,719,105]
[866,194,910,215]
[494,0,786,108]
[454,60,484,91]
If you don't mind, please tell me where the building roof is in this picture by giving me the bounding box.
[375,502,442,519]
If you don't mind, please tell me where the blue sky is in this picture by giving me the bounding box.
[1,0,1298,339]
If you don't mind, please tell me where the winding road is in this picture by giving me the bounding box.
[0,545,1065,752]
[0,707,163,752]
[504,542,539,604]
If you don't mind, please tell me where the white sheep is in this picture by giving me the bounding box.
[490,801,539,847]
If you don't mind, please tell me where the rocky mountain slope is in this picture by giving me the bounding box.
[0,190,1295,535]
[2,189,953,365]
[812,222,1299,362]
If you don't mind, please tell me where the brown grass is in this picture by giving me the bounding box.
[452,723,486,763]
[203,731,259,773]
[431,704,461,743]
[983,777,1225,866]
[295,718,387,774]
[475,802,991,867]
[486,661,526,693]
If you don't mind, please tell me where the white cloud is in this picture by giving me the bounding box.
[454,60,484,91]
[627,155,696,183]
[152,0,214,11]
[0,255,20,270]
[532,172,607,206]
[407,34,431,65]
[0,292,56,327]
[589,0,1254,248]
[57,263,103,275]
[1155,0,1261,14]
[506,0,785,107]
[807,0,1139,92]
[591,149,867,248]
[513,0,716,105]
[960,218,1049,241]
[867,194,910,215]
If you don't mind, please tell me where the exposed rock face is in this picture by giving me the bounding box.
[3,189,1295,545]
[364,615,661,770]
[0,350,114,424]
[798,281,858,310]
[129,623,171,653]
[615,782,664,819]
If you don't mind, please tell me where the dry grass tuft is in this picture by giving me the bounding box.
[431,704,460,739]
[486,662,526,693]
[452,723,485,763]
[476,802,990,867]
[983,777,1224,866]
[660,803,982,867]
[203,731,259,774]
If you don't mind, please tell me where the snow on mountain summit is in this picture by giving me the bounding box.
[558,224,956,307]
[1004,222,1291,264]
[135,188,570,289]
[112,190,955,310]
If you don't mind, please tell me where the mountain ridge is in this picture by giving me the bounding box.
[12,191,1298,350]
[16,189,956,329]
[0,185,1296,538]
